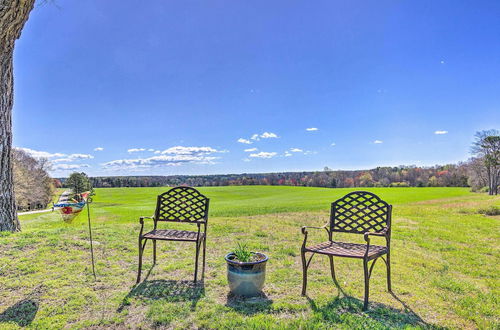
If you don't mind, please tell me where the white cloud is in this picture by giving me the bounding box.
[94,147,104,151]
[249,152,277,159]
[285,148,315,156]
[103,146,224,169]
[244,148,258,152]
[17,148,93,162]
[306,128,318,131]
[331,143,336,146]
[373,140,383,144]
[160,146,220,155]
[238,138,252,144]
[53,154,94,162]
[239,132,279,144]
[148,148,155,152]
[154,150,161,154]
[102,155,218,169]
[243,158,251,162]
[128,148,146,153]
[16,147,65,159]
[16,148,94,173]
[434,130,448,135]
[260,132,278,139]
[69,153,94,160]
[240,132,279,144]
[52,164,91,171]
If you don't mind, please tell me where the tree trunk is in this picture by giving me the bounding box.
[493,167,499,195]
[486,167,492,195]
[0,0,36,231]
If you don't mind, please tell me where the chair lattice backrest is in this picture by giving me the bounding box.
[155,186,209,223]
[330,191,391,234]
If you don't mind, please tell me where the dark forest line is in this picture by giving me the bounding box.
[56,163,478,190]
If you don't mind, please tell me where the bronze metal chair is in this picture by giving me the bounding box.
[137,186,209,283]
[300,191,392,310]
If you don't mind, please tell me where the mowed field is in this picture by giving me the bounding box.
[1,186,499,329]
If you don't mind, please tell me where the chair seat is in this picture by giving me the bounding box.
[305,241,387,259]
[142,229,203,242]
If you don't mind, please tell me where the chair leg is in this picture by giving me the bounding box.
[152,240,157,265]
[301,250,308,296]
[194,240,201,283]
[363,258,370,311]
[202,237,207,280]
[328,255,338,287]
[136,238,144,284]
[386,253,392,292]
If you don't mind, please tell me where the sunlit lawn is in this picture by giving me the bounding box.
[0,186,498,328]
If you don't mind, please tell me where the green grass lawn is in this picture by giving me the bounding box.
[1,186,498,329]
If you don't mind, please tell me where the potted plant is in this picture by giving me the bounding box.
[225,243,269,297]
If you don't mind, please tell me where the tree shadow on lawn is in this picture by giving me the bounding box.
[0,298,39,327]
[118,268,205,312]
[306,292,446,329]
[225,292,274,315]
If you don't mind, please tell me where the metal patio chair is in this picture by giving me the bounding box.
[300,191,392,310]
[137,186,209,283]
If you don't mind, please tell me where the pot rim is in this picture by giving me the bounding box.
[225,252,268,266]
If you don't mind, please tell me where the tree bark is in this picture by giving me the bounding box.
[0,0,35,231]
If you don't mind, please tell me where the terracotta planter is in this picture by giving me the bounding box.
[225,252,268,297]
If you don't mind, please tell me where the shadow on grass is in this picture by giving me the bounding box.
[306,292,445,329]
[225,292,274,315]
[0,299,39,327]
[0,286,44,327]
[119,279,205,312]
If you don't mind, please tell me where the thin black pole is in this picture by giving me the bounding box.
[86,200,96,279]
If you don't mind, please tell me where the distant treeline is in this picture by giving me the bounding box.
[58,164,474,189]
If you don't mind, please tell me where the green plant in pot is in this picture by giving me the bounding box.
[225,243,268,297]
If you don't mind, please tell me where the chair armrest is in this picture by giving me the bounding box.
[139,216,154,225]
[301,225,329,235]
[363,230,388,258]
[301,224,329,249]
[363,230,387,242]
[139,216,154,237]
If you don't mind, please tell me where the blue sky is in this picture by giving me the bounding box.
[12,0,500,177]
